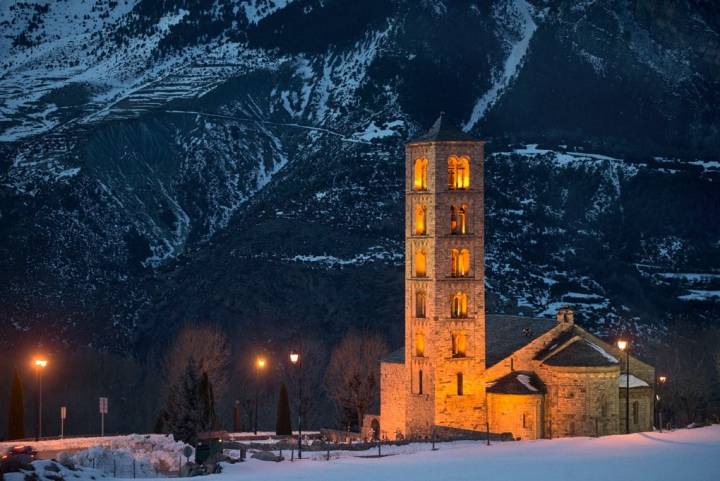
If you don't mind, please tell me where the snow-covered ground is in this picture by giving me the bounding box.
[220,426,719,481]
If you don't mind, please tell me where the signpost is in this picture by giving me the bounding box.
[60,406,67,439]
[99,397,108,437]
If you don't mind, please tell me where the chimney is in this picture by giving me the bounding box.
[556,307,574,325]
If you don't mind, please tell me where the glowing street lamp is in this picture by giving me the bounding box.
[254,356,266,435]
[289,350,303,459]
[617,340,630,434]
[33,358,48,441]
[656,375,668,432]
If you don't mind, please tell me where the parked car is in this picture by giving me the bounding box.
[1,445,38,461]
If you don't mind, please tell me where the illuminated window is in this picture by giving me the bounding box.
[451,292,468,318]
[451,249,470,277]
[457,372,464,396]
[415,249,427,277]
[448,156,470,190]
[452,332,467,357]
[450,205,467,234]
[414,204,427,235]
[413,157,428,191]
[415,291,426,318]
[415,333,425,357]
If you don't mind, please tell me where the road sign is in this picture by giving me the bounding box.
[99,397,108,414]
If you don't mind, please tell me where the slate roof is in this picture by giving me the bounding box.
[542,339,619,367]
[408,113,477,143]
[487,371,547,395]
[382,348,405,364]
[485,314,557,367]
[532,329,577,361]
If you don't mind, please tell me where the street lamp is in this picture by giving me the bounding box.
[254,356,266,435]
[617,340,629,434]
[657,375,668,432]
[33,358,48,441]
[290,350,302,459]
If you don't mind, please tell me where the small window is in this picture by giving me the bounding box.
[632,401,639,425]
[456,372,464,396]
[600,395,608,417]
[522,413,527,429]
[418,369,424,395]
[451,292,468,318]
[415,249,427,277]
[448,156,470,190]
[451,248,470,277]
[450,205,467,235]
[414,157,428,191]
[452,332,467,357]
[414,205,427,235]
[415,291,426,318]
[415,333,425,357]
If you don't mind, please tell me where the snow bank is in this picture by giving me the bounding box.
[62,434,193,477]
[3,459,108,481]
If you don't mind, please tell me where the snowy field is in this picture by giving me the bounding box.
[220,426,720,481]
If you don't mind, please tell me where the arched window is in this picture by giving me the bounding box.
[452,332,467,357]
[456,372,464,396]
[451,249,470,277]
[415,291,426,318]
[450,205,467,235]
[415,333,425,357]
[418,369,424,395]
[448,156,470,190]
[415,249,427,277]
[414,204,427,235]
[451,292,468,318]
[413,157,428,191]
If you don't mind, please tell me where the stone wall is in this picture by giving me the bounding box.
[619,387,654,433]
[379,360,406,440]
[488,393,544,440]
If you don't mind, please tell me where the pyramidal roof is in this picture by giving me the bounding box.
[409,113,477,143]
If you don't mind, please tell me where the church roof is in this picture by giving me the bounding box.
[408,113,477,143]
[485,314,557,367]
[542,338,619,367]
[382,348,405,364]
[619,374,650,388]
[487,371,546,395]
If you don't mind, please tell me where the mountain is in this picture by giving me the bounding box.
[1,0,719,355]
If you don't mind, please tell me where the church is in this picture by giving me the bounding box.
[369,116,655,441]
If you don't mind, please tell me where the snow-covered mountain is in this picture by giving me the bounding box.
[1,0,718,353]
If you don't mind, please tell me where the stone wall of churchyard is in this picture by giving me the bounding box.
[379,361,406,440]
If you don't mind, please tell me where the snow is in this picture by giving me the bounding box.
[618,374,650,388]
[353,120,404,141]
[678,290,720,301]
[464,0,538,130]
[516,373,538,392]
[3,460,108,481]
[211,426,718,481]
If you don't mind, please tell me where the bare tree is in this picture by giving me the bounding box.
[163,324,231,400]
[324,330,388,431]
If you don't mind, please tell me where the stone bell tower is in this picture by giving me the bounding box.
[403,114,486,436]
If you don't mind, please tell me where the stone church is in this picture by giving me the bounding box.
[370,116,655,441]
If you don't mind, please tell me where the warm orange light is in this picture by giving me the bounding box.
[413,157,428,191]
[415,249,427,277]
[658,375,667,384]
[617,340,627,351]
[289,351,299,365]
[34,358,47,368]
[256,357,266,369]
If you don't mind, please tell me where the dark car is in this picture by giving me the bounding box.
[2,445,38,461]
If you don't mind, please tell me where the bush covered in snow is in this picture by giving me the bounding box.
[60,434,193,477]
[3,459,108,481]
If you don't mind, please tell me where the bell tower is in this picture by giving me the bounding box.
[404,114,486,435]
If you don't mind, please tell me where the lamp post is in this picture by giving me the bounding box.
[290,350,302,459]
[657,375,667,432]
[254,356,266,435]
[33,358,48,441]
[617,340,629,434]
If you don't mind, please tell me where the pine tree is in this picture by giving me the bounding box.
[275,383,292,435]
[165,358,204,444]
[198,372,217,430]
[7,369,24,440]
